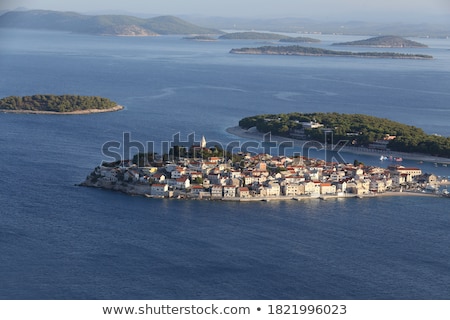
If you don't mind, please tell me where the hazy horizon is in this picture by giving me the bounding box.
[1,0,450,23]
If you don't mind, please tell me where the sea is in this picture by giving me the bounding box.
[0,29,449,300]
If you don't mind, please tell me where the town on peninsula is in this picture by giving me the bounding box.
[80,132,450,201]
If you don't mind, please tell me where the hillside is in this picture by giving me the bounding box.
[332,35,428,48]
[0,10,221,36]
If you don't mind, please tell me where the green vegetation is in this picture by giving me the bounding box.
[230,45,433,59]
[239,112,450,158]
[332,35,428,48]
[0,94,118,112]
[219,32,320,43]
[0,10,221,35]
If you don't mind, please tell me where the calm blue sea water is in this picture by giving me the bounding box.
[0,29,449,299]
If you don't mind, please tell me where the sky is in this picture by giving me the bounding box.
[1,0,449,22]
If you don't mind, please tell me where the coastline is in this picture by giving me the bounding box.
[221,191,441,202]
[79,180,443,201]
[0,105,124,115]
[226,126,450,164]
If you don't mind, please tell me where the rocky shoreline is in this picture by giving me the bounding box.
[78,179,152,196]
[78,179,443,201]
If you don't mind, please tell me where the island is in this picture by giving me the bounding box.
[332,35,428,48]
[230,45,433,59]
[279,37,321,43]
[0,10,221,36]
[238,112,450,158]
[79,135,448,201]
[0,94,123,114]
[183,35,217,41]
[219,31,320,43]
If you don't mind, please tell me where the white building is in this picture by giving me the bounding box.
[265,182,281,196]
[283,184,305,196]
[223,185,236,198]
[151,184,168,196]
[301,121,324,129]
[175,177,190,189]
[211,185,223,198]
[237,187,250,198]
[320,183,336,195]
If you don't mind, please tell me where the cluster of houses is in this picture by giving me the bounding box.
[89,151,440,199]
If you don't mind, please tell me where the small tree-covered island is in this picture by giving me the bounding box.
[0,95,123,114]
[239,112,450,158]
[332,35,428,48]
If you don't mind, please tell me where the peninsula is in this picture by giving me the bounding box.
[0,94,123,114]
[230,45,433,59]
[332,35,428,48]
[80,138,447,201]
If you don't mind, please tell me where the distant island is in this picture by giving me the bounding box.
[178,16,450,38]
[0,10,221,36]
[183,35,217,41]
[239,112,450,158]
[0,95,123,114]
[230,45,433,59]
[219,31,320,43]
[332,35,428,48]
[279,37,321,43]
